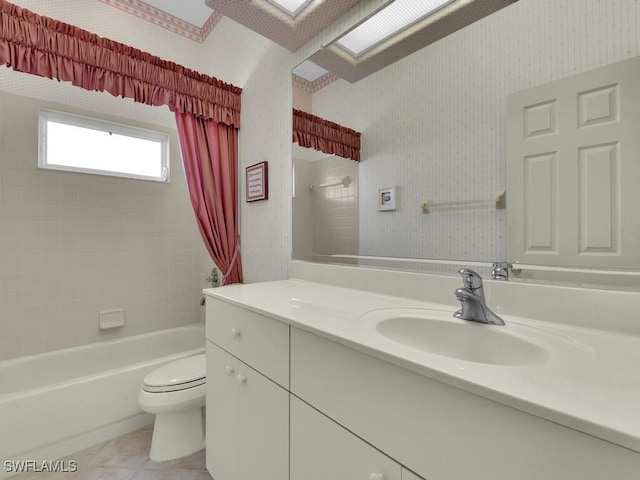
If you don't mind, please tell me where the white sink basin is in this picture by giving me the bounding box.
[367,309,550,366]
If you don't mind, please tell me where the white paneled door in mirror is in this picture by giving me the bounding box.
[507,56,640,270]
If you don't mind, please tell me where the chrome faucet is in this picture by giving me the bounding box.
[454,269,505,325]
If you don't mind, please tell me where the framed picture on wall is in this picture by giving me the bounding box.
[378,187,396,211]
[246,161,268,202]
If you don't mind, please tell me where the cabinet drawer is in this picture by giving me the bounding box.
[290,327,640,480]
[291,396,401,480]
[206,297,289,388]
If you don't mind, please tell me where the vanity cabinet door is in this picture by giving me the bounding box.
[206,340,289,480]
[290,395,401,480]
[402,468,425,480]
[238,363,289,480]
[206,341,239,480]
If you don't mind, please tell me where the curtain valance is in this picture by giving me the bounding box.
[293,108,361,161]
[0,0,242,127]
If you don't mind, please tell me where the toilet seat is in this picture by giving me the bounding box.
[143,377,205,393]
[143,354,205,393]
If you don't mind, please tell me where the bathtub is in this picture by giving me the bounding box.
[0,324,205,476]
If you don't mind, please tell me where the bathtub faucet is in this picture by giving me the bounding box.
[454,269,505,326]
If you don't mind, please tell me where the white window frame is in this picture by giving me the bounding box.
[39,109,170,182]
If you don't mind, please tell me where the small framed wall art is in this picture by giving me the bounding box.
[246,161,268,202]
[378,186,396,211]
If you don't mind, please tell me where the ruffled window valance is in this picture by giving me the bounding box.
[293,108,361,161]
[0,0,242,127]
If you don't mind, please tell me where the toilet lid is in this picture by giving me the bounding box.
[143,354,206,393]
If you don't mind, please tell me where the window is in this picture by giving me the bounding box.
[39,110,169,182]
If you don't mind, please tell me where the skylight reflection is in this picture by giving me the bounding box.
[336,0,455,57]
[268,0,314,17]
[292,60,329,82]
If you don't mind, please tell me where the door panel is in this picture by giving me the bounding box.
[507,56,640,269]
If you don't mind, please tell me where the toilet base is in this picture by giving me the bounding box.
[149,407,205,462]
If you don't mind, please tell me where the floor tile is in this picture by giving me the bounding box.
[142,449,205,471]
[74,467,138,480]
[88,427,154,468]
[195,472,213,480]
[8,426,209,480]
[129,470,201,480]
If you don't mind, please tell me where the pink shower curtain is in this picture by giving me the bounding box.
[176,112,243,285]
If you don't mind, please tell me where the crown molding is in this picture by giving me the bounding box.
[292,72,339,93]
[98,0,221,43]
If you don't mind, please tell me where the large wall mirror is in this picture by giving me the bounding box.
[292,0,640,290]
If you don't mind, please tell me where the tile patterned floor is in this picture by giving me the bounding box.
[10,425,213,480]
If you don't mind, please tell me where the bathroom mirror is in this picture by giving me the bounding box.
[292,0,640,289]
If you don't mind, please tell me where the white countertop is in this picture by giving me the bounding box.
[204,278,640,454]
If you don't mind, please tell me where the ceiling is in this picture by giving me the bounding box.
[100,0,519,88]
[204,0,362,52]
[100,0,360,50]
[98,0,363,88]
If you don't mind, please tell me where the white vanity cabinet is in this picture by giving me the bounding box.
[205,285,640,480]
[290,327,640,480]
[205,298,289,480]
[290,395,403,480]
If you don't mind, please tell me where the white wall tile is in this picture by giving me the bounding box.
[0,1,270,359]
[309,156,359,256]
[0,90,212,360]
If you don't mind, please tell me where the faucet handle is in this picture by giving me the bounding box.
[458,268,483,290]
[492,262,509,281]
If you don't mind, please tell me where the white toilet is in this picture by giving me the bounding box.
[138,353,206,462]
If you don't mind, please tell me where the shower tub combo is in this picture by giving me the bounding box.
[0,324,205,477]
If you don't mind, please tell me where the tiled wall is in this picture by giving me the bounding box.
[292,156,314,261]
[0,92,212,360]
[293,152,359,260]
[310,156,359,256]
[311,0,640,265]
[0,3,215,360]
[0,1,290,359]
